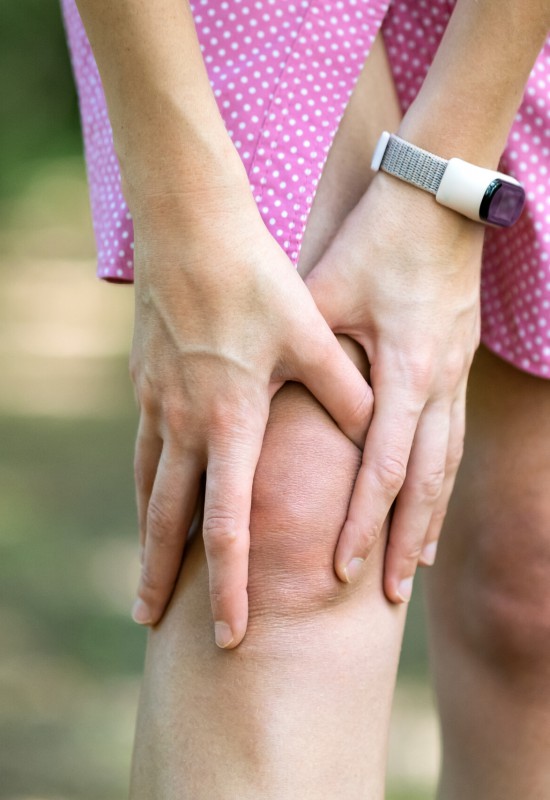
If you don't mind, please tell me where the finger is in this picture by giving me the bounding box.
[382,401,451,603]
[418,386,467,567]
[296,323,373,449]
[334,378,422,585]
[203,418,267,650]
[133,445,202,625]
[134,414,163,563]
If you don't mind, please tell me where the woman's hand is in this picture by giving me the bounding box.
[129,185,373,647]
[305,173,484,603]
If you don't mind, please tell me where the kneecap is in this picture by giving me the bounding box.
[247,383,364,619]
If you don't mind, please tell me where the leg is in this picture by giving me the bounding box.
[424,346,550,799]
[130,34,405,799]
[131,379,406,799]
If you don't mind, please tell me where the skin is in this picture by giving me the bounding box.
[73,0,550,645]
[305,0,550,600]
[75,0,373,647]
[130,388,406,799]
[68,4,550,795]
[130,35,550,796]
[74,0,550,643]
[131,41,407,797]
[426,346,550,799]
[129,191,372,647]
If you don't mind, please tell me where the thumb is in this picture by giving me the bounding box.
[296,322,373,449]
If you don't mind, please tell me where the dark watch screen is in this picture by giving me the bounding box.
[479,179,525,227]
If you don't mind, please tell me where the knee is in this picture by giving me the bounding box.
[461,497,550,670]
[247,383,366,620]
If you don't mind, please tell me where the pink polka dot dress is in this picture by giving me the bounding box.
[60,0,550,379]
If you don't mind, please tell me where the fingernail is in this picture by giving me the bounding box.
[342,557,365,584]
[215,621,234,649]
[397,576,414,603]
[132,597,152,625]
[420,541,438,566]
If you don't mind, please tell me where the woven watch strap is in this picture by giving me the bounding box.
[379,135,448,195]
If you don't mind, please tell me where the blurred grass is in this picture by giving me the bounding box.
[0,3,439,798]
[0,0,82,203]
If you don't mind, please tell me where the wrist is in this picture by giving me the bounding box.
[129,174,267,281]
[367,171,485,257]
[371,131,525,228]
[124,148,252,222]
[117,101,248,212]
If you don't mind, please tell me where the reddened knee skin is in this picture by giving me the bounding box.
[247,382,363,620]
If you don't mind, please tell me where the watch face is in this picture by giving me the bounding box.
[480,180,525,227]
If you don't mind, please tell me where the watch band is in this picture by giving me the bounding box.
[376,134,448,195]
[370,131,526,227]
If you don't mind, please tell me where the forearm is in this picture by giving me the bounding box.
[74,0,247,206]
[398,0,550,165]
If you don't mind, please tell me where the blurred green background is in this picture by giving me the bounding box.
[0,3,439,798]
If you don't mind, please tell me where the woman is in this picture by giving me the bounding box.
[61,0,550,796]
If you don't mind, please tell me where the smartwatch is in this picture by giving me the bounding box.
[371,131,526,227]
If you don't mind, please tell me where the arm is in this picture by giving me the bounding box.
[74,0,373,645]
[74,0,244,204]
[306,1,550,600]
[398,0,550,165]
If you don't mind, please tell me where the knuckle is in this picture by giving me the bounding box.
[210,401,253,441]
[414,468,445,503]
[440,352,467,388]
[203,512,239,552]
[209,401,232,431]
[161,398,188,436]
[209,583,246,608]
[208,588,228,610]
[389,537,423,566]
[211,408,238,441]
[361,522,381,554]
[375,455,408,496]
[347,388,373,429]
[406,543,424,564]
[405,354,434,394]
[135,381,157,416]
[348,519,380,556]
[139,565,161,596]
[146,499,177,546]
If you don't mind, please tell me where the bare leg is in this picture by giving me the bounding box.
[131,380,406,799]
[130,34,406,800]
[424,346,550,800]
